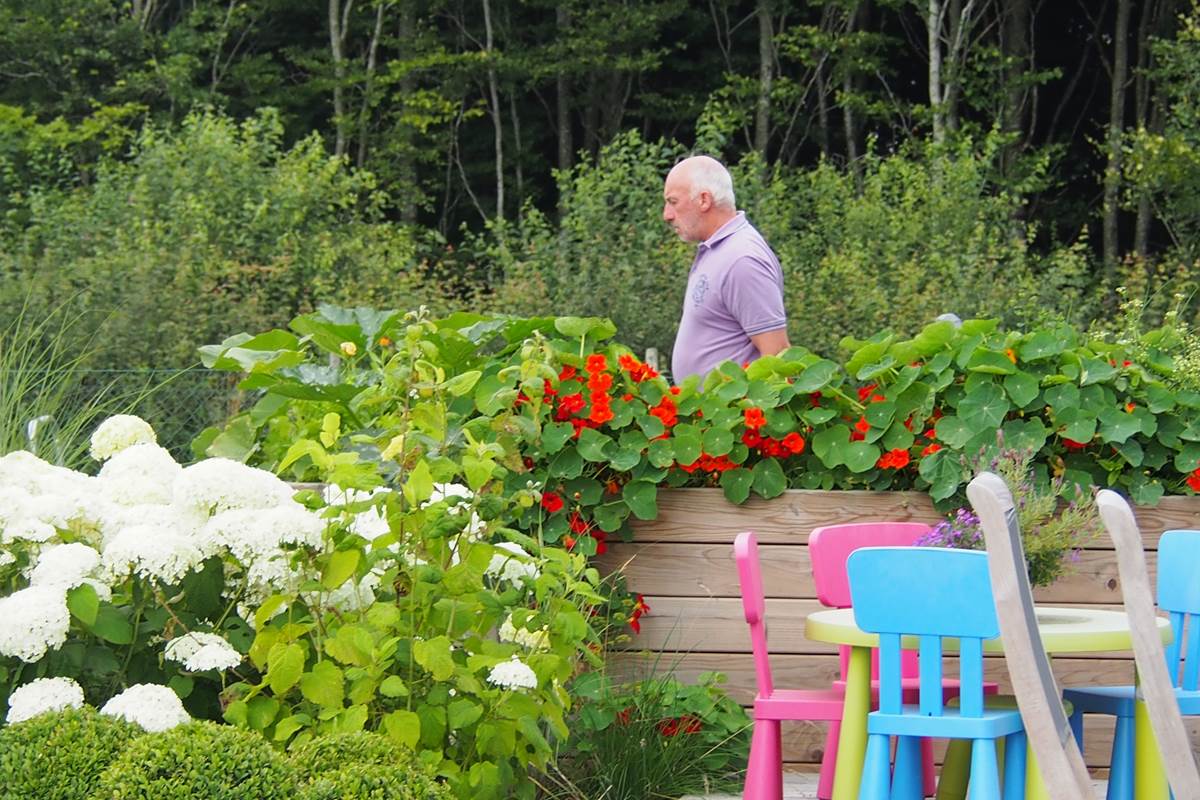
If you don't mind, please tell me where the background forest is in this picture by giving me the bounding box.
[3,0,1200,453]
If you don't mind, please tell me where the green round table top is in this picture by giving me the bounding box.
[805,606,1172,654]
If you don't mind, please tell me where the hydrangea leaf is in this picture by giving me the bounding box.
[66,583,99,626]
[383,710,421,749]
[413,636,455,681]
[299,660,344,709]
[267,642,305,695]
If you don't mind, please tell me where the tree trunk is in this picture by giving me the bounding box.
[509,92,524,212]
[755,0,773,161]
[328,0,353,159]
[1103,0,1133,272]
[1000,0,1031,179]
[928,0,946,144]
[397,0,417,224]
[356,0,386,169]
[844,0,865,188]
[482,0,504,218]
[556,5,574,181]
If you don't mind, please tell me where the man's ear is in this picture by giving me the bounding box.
[697,191,713,211]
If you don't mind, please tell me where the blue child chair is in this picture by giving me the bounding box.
[1062,528,1200,800]
[847,546,1027,800]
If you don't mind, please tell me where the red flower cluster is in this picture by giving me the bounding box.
[1187,468,1200,493]
[744,407,766,430]
[741,429,806,458]
[857,384,886,404]
[586,356,614,425]
[541,491,564,513]
[850,416,871,442]
[649,396,678,428]
[563,512,607,554]
[618,353,659,383]
[876,448,911,470]
[657,715,703,736]
[629,594,650,634]
[677,453,737,474]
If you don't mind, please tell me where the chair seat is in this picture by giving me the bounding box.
[754,688,845,721]
[867,705,1025,738]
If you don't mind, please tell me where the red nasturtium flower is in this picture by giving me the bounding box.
[541,492,564,513]
[742,430,763,449]
[782,432,806,454]
[585,354,608,374]
[876,449,911,470]
[558,365,577,382]
[1062,438,1088,451]
[657,715,703,737]
[587,371,613,392]
[743,407,766,430]
[629,594,650,633]
[921,442,941,457]
[649,396,678,427]
[1187,469,1200,493]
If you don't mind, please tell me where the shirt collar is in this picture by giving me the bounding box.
[699,211,747,250]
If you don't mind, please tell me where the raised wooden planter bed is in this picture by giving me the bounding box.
[594,488,1200,771]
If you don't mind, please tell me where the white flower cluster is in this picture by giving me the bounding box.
[498,615,550,651]
[323,484,391,542]
[5,676,85,723]
[486,541,540,585]
[486,656,539,691]
[89,415,157,462]
[0,416,328,665]
[163,631,242,672]
[99,683,191,732]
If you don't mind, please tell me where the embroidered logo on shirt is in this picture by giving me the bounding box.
[691,274,710,307]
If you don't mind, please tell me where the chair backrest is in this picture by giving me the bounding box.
[846,546,996,717]
[810,522,934,679]
[810,522,935,608]
[1096,490,1200,798]
[1156,529,1200,690]
[968,471,1094,800]
[734,531,774,695]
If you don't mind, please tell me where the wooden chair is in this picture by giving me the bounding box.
[846,545,1026,800]
[1093,490,1200,798]
[809,521,999,799]
[734,531,845,800]
[968,471,1094,799]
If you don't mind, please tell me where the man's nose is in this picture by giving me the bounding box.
[662,205,672,221]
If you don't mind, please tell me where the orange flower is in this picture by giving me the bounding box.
[588,371,613,392]
[876,448,911,469]
[782,432,806,454]
[585,354,608,374]
[921,442,941,456]
[1004,348,1017,363]
[743,407,766,430]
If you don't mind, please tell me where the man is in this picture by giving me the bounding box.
[663,155,789,382]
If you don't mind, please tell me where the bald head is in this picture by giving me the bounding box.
[662,155,738,243]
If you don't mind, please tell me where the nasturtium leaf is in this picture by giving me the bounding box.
[267,642,305,695]
[918,449,966,501]
[957,383,1009,430]
[966,348,1017,375]
[67,583,99,626]
[881,423,915,452]
[701,427,734,456]
[812,425,848,467]
[1113,439,1144,467]
[856,356,897,381]
[1043,383,1080,410]
[792,360,839,393]
[720,468,754,504]
[647,438,675,468]
[473,373,508,416]
[622,481,658,520]
[802,407,837,426]
[671,430,702,465]
[1146,385,1176,414]
[1097,408,1142,444]
[933,415,973,448]
[751,459,787,499]
[1055,407,1097,443]
[593,501,629,532]
[637,414,665,439]
[609,447,641,471]
[1079,357,1118,386]
[1000,418,1048,454]
[576,428,612,462]
[1018,331,1069,361]
[554,316,616,341]
[1129,479,1164,506]
[1003,372,1040,407]
[842,442,880,473]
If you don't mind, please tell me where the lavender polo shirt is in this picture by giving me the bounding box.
[671,212,787,381]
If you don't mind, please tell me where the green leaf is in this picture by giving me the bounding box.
[701,427,734,456]
[1097,408,1142,444]
[548,447,584,478]
[321,549,360,591]
[966,349,1017,375]
[671,430,702,465]
[1174,444,1200,473]
[448,698,484,730]
[576,428,611,461]
[1000,418,1048,454]
[751,459,787,499]
[646,438,675,468]
[1079,357,1118,386]
[403,459,434,505]
[554,316,616,341]
[444,370,482,396]
[272,715,309,743]
[842,442,881,473]
[380,676,409,698]
[1019,331,1069,361]
[1003,372,1040,407]
[383,709,421,749]
[622,481,658,520]
[90,606,133,645]
[246,696,280,731]
[593,501,629,532]
[934,415,973,449]
[300,660,345,708]
[542,422,574,454]
[66,583,99,626]
[792,360,839,393]
[957,383,1010,430]
[720,468,754,504]
[918,449,965,501]
[413,635,455,681]
[462,454,495,491]
[267,642,306,695]
[812,425,848,467]
[856,356,897,380]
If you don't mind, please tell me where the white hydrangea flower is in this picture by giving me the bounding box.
[102,526,209,584]
[486,542,540,584]
[315,573,380,613]
[29,542,101,588]
[0,584,70,662]
[239,553,311,607]
[486,656,538,691]
[97,503,206,549]
[0,551,15,567]
[2,516,56,543]
[98,443,181,506]
[164,632,242,672]
[100,684,190,732]
[0,451,95,497]
[204,505,324,564]
[90,415,157,462]
[173,459,295,516]
[5,676,85,723]
[498,616,550,651]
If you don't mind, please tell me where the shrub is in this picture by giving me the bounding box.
[297,764,453,800]
[289,731,439,782]
[91,720,299,800]
[0,706,142,800]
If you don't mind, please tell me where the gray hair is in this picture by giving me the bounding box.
[682,155,736,210]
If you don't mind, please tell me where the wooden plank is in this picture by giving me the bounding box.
[632,596,1139,654]
[597,543,1147,605]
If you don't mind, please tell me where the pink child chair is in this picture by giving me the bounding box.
[809,521,1001,799]
[735,531,845,800]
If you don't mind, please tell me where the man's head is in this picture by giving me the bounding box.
[662,155,737,243]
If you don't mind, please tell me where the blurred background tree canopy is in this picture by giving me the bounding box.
[3,0,1200,384]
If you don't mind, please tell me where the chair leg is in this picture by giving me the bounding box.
[890,736,923,800]
[1106,714,1134,800]
[1068,708,1084,748]
[921,737,937,797]
[859,733,893,800]
[818,719,841,800]
[1001,731,1027,800]
[936,739,971,800]
[968,738,1001,800]
[743,719,783,800]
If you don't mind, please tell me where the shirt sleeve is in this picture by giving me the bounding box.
[721,255,787,336]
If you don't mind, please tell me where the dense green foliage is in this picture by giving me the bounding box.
[290,733,452,800]
[0,707,142,800]
[92,721,299,800]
